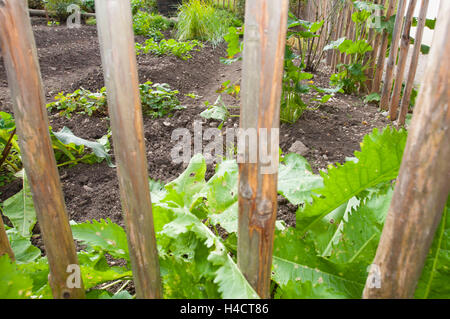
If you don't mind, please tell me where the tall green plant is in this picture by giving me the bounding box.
[176,0,239,45]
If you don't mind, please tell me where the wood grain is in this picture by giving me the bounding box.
[0,0,85,299]
[237,0,288,299]
[95,0,162,299]
[363,0,450,298]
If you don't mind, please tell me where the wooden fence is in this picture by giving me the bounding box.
[322,0,432,126]
[0,0,449,299]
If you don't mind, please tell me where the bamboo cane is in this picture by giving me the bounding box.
[238,0,288,299]
[398,0,429,126]
[372,0,397,94]
[363,0,450,298]
[379,0,407,110]
[95,0,162,299]
[389,0,417,120]
[0,0,85,299]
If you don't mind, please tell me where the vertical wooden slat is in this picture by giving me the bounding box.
[363,0,450,298]
[389,0,417,120]
[0,216,15,262]
[0,0,85,299]
[398,0,429,126]
[372,0,397,94]
[365,0,381,92]
[95,0,162,299]
[379,0,407,110]
[238,0,288,299]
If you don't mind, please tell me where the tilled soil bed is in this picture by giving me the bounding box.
[0,18,390,251]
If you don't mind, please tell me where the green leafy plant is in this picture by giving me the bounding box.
[133,11,167,40]
[176,0,239,46]
[47,82,183,119]
[45,0,82,22]
[220,26,244,64]
[47,87,107,119]
[136,38,203,60]
[216,80,240,98]
[200,96,239,128]
[139,81,185,118]
[131,0,158,15]
[1,127,449,298]
[0,112,113,173]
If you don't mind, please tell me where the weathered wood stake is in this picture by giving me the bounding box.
[238,0,288,299]
[95,0,162,299]
[389,0,416,120]
[0,0,85,299]
[379,0,407,110]
[398,0,429,126]
[363,0,450,298]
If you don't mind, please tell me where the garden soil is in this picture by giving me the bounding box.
[0,18,390,254]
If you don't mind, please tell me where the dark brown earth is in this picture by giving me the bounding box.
[0,18,390,249]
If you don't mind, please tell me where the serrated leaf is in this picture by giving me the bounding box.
[71,219,129,261]
[278,153,323,205]
[297,127,407,234]
[165,153,206,209]
[328,189,393,264]
[415,198,450,299]
[0,254,33,299]
[272,228,366,298]
[275,280,348,299]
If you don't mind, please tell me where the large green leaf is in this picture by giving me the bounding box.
[415,198,450,299]
[328,189,393,264]
[278,153,323,205]
[275,281,348,299]
[52,126,113,167]
[2,177,36,238]
[0,254,33,299]
[7,229,41,264]
[297,127,407,234]
[71,219,129,261]
[272,228,367,298]
[161,205,259,299]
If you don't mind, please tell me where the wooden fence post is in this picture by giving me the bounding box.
[363,0,450,298]
[0,0,85,299]
[389,0,417,120]
[0,216,14,262]
[95,0,162,299]
[398,0,429,126]
[379,0,407,110]
[238,0,288,299]
[372,0,397,94]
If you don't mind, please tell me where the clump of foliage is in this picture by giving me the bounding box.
[132,11,172,40]
[47,82,183,119]
[2,127,448,298]
[324,4,374,94]
[0,112,113,175]
[28,0,45,9]
[200,95,239,128]
[135,38,203,60]
[80,0,95,13]
[131,0,158,15]
[45,0,82,21]
[47,88,108,118]
[139,81,185,118]
[176,0,241,46]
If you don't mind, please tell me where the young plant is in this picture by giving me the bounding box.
[217,80,240,99]
[200,96,239,128]
[139,82,185,118]
[135,38,203,60]
[132,11,167,40]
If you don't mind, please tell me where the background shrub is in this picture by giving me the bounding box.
[176,0,240,46]
[28,0,45,9]
[45,0,82,22]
